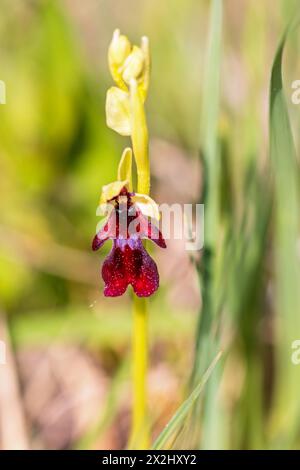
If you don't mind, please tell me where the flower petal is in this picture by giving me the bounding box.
[135,214,166,248]
[92,233,108,251]
[101,239,159,297]
[132,193,160,221]
[92,211,117,251]
[129,240,159,297]
[122,46,145,85]
[108,29,131,67]
[100,180,128,204]
[102,242,129,296]
[117,147,133,191]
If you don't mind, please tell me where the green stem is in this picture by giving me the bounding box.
[128,296,149,449]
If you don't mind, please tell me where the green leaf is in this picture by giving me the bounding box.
[191,0,224,450]
[193,0,223,381]
[152,351,222,450]
[269,18,300,444]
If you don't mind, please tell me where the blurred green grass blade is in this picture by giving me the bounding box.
[193,0,223,382]
[152,351,222,450]
[190,0,223,450]
[269,19,300,444]
[201,0,222,162]
[201,0,222,246]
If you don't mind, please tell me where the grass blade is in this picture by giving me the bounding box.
[269,19,300,445]
[152,351,222,450]
[190,0,223,450]
[193,0,223,382]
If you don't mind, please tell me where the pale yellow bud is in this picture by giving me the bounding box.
[106,87,131,136]
[108,29,131,66]
[122,46,145,85]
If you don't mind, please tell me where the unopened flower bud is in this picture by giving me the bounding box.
[122,46,145,84]
[109,29,131,66]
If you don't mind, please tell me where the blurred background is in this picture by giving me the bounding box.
[0,0,300,450]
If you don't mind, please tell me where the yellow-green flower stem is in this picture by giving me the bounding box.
[128,77,150,449]
[128,296,149,449]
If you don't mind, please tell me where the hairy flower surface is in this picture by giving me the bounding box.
[92,187,166,297]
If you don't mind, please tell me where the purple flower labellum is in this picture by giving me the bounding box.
[92,187,166,297]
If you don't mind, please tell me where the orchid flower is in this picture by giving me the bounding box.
[92,178,166,297]
[93,30,163,448]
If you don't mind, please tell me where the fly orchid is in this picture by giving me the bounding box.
[92,172,166,297]
[93,30,162,448]
[93,30,166,298]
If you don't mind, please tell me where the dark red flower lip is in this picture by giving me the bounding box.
[102,238,160,297]
[92,188,166,297]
